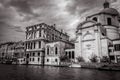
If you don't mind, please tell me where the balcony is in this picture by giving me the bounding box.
[25,37,47,42]
[26,48,45,52]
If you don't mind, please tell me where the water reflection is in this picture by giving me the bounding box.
[0,64,120,80]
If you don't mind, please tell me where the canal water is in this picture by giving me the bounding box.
[0,64,120,80]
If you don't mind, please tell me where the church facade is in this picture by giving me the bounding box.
[75,1,120,63]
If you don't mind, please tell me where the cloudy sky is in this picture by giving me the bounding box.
[0,0,119,43]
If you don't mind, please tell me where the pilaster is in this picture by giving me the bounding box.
[94,25,102,62]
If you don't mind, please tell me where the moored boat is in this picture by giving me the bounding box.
[69,63,81,68]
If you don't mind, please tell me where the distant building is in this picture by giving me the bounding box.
[13,41,26,64]
[0,41,25,64]
[25,23,69,65]
[0,42,15,63]
[7,43,15,61]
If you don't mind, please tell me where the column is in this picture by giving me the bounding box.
[114,55,117,63]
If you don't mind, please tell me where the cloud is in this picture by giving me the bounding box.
[0,21,25,43]
[11,26,24,32]
[0,0,120,42]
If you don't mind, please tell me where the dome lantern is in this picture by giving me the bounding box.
[103,0,110,8]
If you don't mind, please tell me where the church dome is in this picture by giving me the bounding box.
[100,8,119,15]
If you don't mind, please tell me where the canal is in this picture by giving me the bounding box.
[0,64,120,80]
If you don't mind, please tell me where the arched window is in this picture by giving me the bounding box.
[32,58,34,61]
[69,51,71,59]
[107,17,112,25]
[38,52,40,56]
[93,17,97,22]
[47,47,49,55]
[55,47,58,55]
[38,58,40,61]
[72,51,75,59]
[33,53,35,56]
[55,59,58,62]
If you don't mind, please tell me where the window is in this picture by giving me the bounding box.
[47,59,49,62]
[65,52,68,56]
[34,42,36,49]
[33,53,35,56]
[110,56,115,60]
[33,58,34,61]
[28,42,30,49]
[38,52,40,56]
[114,44,120,51]
[93,17,97,22]
[108,49,112,52]
[26,43,28,49]
[72,51,75,59]
[30,58,31,61]
[24,58,25,61]
[2,53,4,56]
[27,54,29,58]
[47,47,49,55]
[38,58,40,61]
[55,47,58,55]
[39,41,41,48]
[55,59,58,62]
[107,18,112,25]
[39,30,41,37]
[69,52,71,59]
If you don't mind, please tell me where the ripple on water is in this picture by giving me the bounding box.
[0,64,120,80]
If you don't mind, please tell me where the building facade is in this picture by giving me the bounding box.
[25,23,69,65]
[45,40,74,66]
[75,1,120,63]
[13,41,26,64]
[0,41,25,64]
[0,42,15,63]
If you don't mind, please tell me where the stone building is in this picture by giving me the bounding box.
[75,1,120,63]
[0,41,25,64]
[0,42,15,63]
[25,23,69,65]
[44,40,74,66]
[7,43,15,61]
[13,41,26,64]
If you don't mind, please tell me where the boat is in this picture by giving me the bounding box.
[5,60,13,64]
[69,63,81,68]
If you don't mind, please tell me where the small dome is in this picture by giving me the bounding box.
[100,8,119,15]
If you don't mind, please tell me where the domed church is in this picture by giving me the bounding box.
[74,1,120,63]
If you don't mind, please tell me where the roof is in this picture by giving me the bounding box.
[112,38,120,41]
[100,8,119,15]
[87,7,120,19]
[76,20,97,30]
